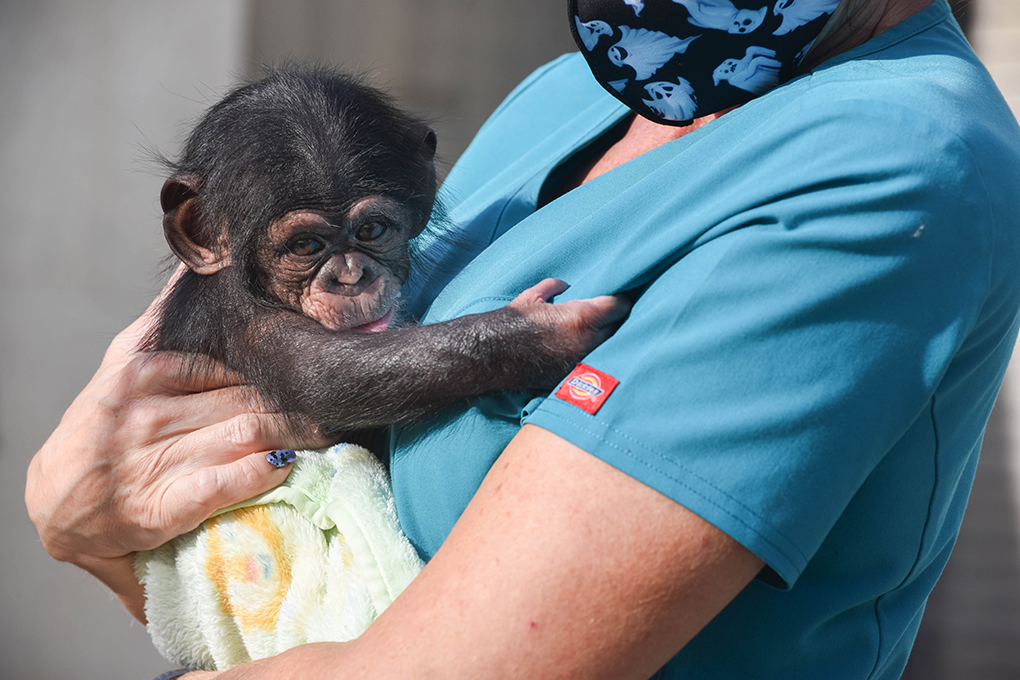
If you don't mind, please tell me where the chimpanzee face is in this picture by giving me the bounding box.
[157,68,438,343]
[257,196,415,332]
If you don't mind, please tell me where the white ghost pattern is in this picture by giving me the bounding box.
[773,0,840,35]
[673,0,767,34]
[713,45,782,93]
[642,78,698,121]
[623,0,645,16]
[608,26,700,81]
[575,17,614,51]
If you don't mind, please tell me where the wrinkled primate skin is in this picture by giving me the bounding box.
[145,66,621,439]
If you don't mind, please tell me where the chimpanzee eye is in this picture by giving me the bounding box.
[288,238,325,256]
[355,222,388,241]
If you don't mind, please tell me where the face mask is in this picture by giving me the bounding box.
[569,0,841,125]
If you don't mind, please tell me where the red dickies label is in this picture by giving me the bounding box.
[555,363,619,415]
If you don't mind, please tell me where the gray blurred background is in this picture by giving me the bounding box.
[0,1,1016,678]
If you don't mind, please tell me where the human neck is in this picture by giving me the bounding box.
[581,109,732,184]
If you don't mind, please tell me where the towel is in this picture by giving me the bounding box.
[135,443,424,671]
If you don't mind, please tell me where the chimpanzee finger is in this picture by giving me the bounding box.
[567,294,632,331]
[511,278,571,305]
[530,294,631,358]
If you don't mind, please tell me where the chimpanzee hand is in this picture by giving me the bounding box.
[25,274,330,622]
[506,278,631,380]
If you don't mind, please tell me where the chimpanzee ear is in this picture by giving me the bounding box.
[406,124,437,162]
[421,128,437,161]
[160,172,231,274]
[404,125,438,239]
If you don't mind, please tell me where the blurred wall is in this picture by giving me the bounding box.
[244,0,577,166]
[0,2,1017,679]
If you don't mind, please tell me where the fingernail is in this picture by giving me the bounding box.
[266,449,297,468]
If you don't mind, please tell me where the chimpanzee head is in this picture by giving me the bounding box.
[158,66,438,331]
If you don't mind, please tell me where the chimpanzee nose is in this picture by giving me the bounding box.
[333,253,363,284]
[328,253,378,294]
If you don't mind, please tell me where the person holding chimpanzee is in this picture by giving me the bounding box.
[26,1,1020,678]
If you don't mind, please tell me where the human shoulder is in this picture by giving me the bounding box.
[477,52,609,132]
[455,52,622,177]
[718,2,1020,252]
[790,1,1020,178]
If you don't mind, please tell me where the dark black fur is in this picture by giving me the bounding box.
[145,66,589,438]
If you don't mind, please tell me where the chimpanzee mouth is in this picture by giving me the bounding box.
[349,307,394,333]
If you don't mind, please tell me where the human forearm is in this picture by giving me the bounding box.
[352,425,763,679]
[173,643,348,680]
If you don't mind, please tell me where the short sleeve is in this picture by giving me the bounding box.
[524,97,994,586]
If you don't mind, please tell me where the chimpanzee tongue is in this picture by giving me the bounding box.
[350,307,393,333]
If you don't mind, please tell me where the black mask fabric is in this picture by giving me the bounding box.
[569,0,840,125]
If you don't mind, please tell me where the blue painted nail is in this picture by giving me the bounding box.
[266,449,297,468]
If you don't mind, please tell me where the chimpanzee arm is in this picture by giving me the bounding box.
[240,285,627,432]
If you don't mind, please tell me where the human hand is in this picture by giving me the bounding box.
[25,276,327,619]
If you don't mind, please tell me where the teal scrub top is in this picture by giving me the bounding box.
[391,3,1020,678]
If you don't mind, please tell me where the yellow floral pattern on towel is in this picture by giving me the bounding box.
[205,506,293,634]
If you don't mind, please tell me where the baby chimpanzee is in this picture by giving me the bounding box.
[146,65,616,439]
[136,66,624,671]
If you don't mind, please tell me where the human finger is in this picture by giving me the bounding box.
[104,264,189,363]
[159,449,298,535]
[135,351,248,395]
[124,385,260,445]
[139,412,318,536]
[169,411,329,469]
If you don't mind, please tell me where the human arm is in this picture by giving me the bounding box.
[182,423,762,680]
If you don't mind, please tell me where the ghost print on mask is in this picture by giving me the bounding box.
[570,0,841,125]
[773,0,841,35]
[642,78,699,120]
[575,17,615,50]
[608,26,700,80]
[623,0,645,16]
[713,45,782,93]
[673,0,768,34]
